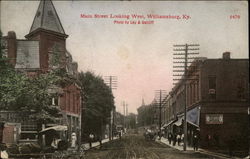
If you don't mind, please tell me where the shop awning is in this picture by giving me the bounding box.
[39,125,67,133]
[187,120,199,127]
[162,120,175,128]
[187,107,200,127]
[173,116,184,126]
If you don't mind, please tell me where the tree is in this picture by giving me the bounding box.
[0,30,62,125]
[0,30,10,69]
[78,71,114,140]
[0,68,62,124]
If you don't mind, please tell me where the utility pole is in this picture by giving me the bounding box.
[104,76,117,140]
[126,103,129,129]
[173,44,199,151]
[123,101,125,128]
[122,101,127,133]
[155,90,167,135]
[126,103,128,129]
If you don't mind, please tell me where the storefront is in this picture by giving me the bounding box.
[187,107,200,146]
[172,116,184,135]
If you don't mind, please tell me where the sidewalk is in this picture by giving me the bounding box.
[158,137,243,159]
[82,137,118,150]
[158,137,193,151]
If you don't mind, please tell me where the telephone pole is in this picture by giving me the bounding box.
[126,103,128,128]
[155,90,167,134]
[173,44,199,151]
[122,101,128,129]
[123,101,126,128]
[104,76,117,140]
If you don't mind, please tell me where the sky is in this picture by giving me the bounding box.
[1,1,248,114]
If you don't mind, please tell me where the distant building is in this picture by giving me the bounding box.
[0,0,81,144]
[137,100,158,128]
[163,52,249,152]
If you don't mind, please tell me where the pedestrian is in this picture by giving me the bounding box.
[173,134,177,146]
[158,131,162,140]
[228,137,235,157]
[177,134,181,146]
[0,144,8,159]
[119,131,122,140]
[206,134,211,148]
[181,134,184,145]
[161,130,165,138]
[168,133,172,144]
[98,135,102,148]
[193,134,199,151]
[89,133,94,148]
[71,132,77,148]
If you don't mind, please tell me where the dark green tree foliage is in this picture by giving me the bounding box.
[0,30,9,69]
[78,71,114,139]
[0,69,62,124]
[0,30,62,124]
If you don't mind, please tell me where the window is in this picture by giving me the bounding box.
[237,76,246,100]
[51,95,58,106]
[208,76,216,99]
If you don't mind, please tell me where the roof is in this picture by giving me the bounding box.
[29,0,65,35]
[15,40,40,69]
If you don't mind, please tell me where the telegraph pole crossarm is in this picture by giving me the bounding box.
[155,90,167,135]
[104,76,118,141]
[173,43,199,151]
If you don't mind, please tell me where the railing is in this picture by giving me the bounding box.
[21,124,37,131]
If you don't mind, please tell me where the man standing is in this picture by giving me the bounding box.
[168,132,172,144]
[89,133,94,148]
[71,132,77,148]
[193,133,199,151]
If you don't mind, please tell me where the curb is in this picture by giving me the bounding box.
[158,138,243,159]
[199,149,243,159]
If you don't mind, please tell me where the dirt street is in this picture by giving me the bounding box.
[85,133,222,159]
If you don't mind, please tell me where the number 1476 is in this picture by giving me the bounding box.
[230,15,240,19]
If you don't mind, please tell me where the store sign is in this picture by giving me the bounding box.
[205,114,223,124]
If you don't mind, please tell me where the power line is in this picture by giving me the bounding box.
[104,76,118,140]
[173,44,200,151]
[155,90,167,135]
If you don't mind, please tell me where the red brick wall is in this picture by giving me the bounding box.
[200,59,249,102]
[60,84,81,115]
[26,30,66,72]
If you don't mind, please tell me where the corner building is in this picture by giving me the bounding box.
[0,0,81,144]
[164,52,249,153]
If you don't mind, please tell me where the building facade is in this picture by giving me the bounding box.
[163,52,249,152]
[137,100,159,129]
[0,0,81,144]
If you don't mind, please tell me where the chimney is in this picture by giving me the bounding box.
[222,52,230,60]
[7,31,17,66]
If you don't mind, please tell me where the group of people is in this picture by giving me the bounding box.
[167,133,184,146]
[167,132,199,151]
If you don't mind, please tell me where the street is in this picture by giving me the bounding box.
[85,132,222,159]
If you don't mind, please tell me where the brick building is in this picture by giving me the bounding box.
[0,0,81,144]
[163,52,249,152]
